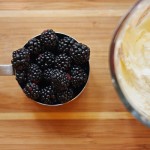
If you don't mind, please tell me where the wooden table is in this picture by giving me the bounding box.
[0,0,150,149]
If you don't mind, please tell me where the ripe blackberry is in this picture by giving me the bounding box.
[55,54,71,71]
[71,66,88,88]
[36,51,55,69]
[56,88,74,104]
[26,38,42,55]
[28,64,42,83]
[70,43,90,65]
[58,36,76,54]
[16,70,27,84]
[50,69,70,91]
[11,48,30,70]
[23,82,40,100]
[43,68,53,82]
[40,86,56,104]
[80,62,89,74]
[40,29,58,51]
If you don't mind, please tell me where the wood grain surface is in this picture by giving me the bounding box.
[1,0,150,150]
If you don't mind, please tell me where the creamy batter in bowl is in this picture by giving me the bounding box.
[110,0,150,126]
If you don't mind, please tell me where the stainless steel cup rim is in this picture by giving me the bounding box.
[109,0,150,127]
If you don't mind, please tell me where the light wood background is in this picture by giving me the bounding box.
[1,0,150,149]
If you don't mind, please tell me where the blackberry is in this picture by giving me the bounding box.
[36,51,55,69]
[40,86,56,104]
[40,29,58,51]
[56,88,74,104]
[58,36,76,54]
[55,54,71,71]
[23,82,40,100]
[71,66,88,88]
[16,70,27,84]
[49,69,70,91]
[70,43,90,65]
[11,48,30,70]
[26,38,42,56]
[28,64,42,83]
[43,68,53,82]
[80,62,89,74]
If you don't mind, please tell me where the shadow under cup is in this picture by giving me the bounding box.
[110,0,150,127]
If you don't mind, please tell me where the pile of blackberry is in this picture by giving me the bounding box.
[11,29,90,105]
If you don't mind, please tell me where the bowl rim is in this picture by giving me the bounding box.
[109,0,150,127]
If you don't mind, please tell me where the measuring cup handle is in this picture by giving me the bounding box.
[0,64,15,76]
